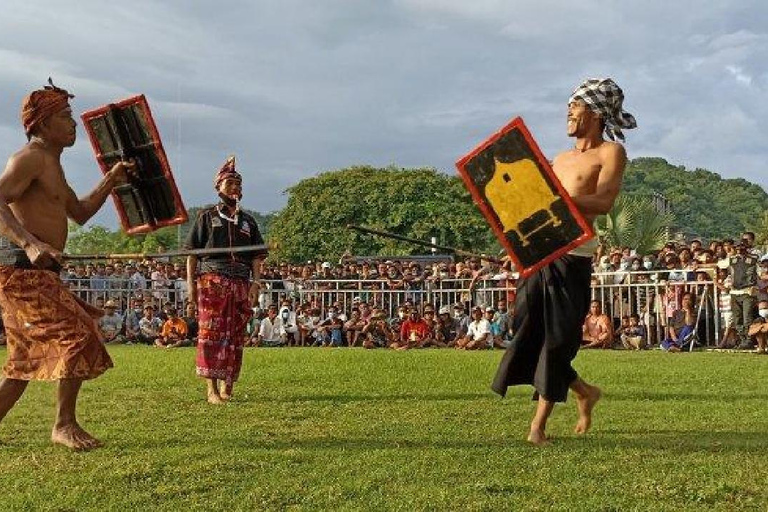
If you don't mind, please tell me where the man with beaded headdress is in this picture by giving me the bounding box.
[492,78,636,445]
[184,156,264,404]
[0,79,135,450]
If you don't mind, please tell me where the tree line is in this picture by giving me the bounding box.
[66,159,768,260]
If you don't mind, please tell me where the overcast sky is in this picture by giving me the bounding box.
[1,0,766,228]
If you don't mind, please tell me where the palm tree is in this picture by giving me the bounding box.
[595,194,675,255]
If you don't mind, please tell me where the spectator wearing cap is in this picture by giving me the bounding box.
[418,305,446,348]
[98,300,124,344]
[727,242,759,349]
[156,306,190,348]
[361,307,395,349]
[452,303,470,342]
[436,305,460,346]
[455,306,490,350]
[138,305,163,345]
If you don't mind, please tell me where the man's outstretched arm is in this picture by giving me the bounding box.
[65,160,135,225]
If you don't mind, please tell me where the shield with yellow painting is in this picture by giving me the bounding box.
[456,117,594,278]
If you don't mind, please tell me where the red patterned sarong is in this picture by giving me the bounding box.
[0,267,112,381]
[195,273,252,388]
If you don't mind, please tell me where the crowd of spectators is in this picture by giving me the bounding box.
[0,230,764,353]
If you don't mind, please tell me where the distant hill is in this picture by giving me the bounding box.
[624,157,768,240]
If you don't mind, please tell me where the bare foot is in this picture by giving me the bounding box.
[207,393,224,405]
[51,423,103,451]
[527,429,551,446]
[574,386,602,434]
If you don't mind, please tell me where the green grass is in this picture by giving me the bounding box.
[1,346,767,511]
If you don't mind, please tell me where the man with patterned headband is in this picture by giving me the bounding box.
[0,79,135,450]
[185,156,265,404]
[492,78,636,445]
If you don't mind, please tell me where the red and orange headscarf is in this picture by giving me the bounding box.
[214,155,242,191]
[20,78,74,137]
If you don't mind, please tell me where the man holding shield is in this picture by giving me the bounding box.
[492,78,636,445]
[0,79,134,450]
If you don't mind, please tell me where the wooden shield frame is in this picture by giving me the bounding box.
[81,95,188,235]
[456,117,594,278]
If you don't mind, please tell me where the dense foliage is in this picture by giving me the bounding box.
[624,157,768,240]
[267,165,497,262]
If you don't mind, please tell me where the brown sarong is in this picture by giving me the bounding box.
[0,267,113,381]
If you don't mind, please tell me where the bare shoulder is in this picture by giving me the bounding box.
[598,141,627,160]
[3,145,46,177]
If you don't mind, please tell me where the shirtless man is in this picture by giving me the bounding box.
[492,78,636,445]
[0,80,133,450]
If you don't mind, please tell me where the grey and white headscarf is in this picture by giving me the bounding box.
[569,78,637,142]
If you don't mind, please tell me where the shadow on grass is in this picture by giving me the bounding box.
[117,429,768,456]
[607,390,768,401]
[240,392,490,404]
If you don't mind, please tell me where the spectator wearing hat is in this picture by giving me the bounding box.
[418,305,446,348]
[98,300,124,344]
[455,306,490,350]
[361,307,395,349]
[437,305,460,347]
[156,306,190,348]
[138,305,163,345]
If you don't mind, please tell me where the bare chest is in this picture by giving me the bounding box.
[28,164,68,205]
[553,151,602,196]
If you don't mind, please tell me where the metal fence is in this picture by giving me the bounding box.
[64,272,731,347]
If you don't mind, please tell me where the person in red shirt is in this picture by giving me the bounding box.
[393,307,431,350]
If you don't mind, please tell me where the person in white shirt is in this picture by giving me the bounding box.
[257,305,283,347]
[455,306,490,350]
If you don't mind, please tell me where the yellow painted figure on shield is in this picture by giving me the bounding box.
[485,158,562,246]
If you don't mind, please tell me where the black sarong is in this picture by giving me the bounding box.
[491,254,592,402]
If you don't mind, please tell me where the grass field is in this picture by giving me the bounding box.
[1,346,767,511]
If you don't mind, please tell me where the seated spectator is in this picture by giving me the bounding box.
[484,307,506,349]
[138,305,163,345]
[257,304,284,347]
[98,300,124,344]
[156,306,190,348]
[393,307,431,350]
[389,305,408,335]
[123,296,144,344]
[582,300,613,349]
[182,302,199,344]
[245,307,263,347]
[277,301,299,346]
[661,292,696,352]
[361,307,394,349]
[747,300,768,354]
[344,310,365,347]
[614,315,630,344]
[455,306,490,350]
[418,305,445,348]
[620,313,647,350]
[437,305,461,347]
[315,305,345,347]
